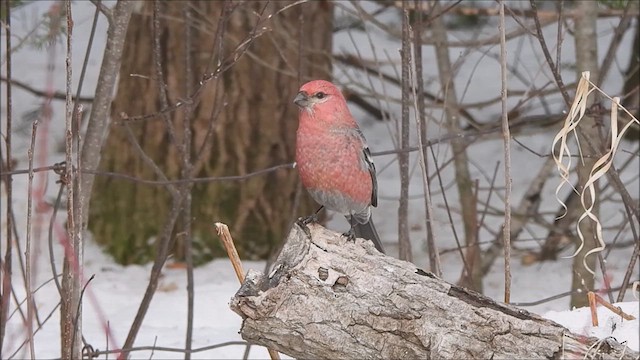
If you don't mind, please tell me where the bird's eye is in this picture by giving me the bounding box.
[315,92,326,99]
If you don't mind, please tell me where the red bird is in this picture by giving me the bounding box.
[294,80,384,253]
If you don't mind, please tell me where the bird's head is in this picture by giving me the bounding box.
[294,80,345,114]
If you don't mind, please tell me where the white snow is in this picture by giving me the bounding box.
[1,1,638,358]
[545,301,639,352]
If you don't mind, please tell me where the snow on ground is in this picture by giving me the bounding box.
[545,301,639,353]
[1,1,638,358]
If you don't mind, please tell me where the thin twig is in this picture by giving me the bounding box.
[214,223,280,360]
[8,300,62,360]
[119,5,193,347]
[121,195,186,358]
[590,291,637,321]
[334,54,478,125]
[476,162,500,273]
[530,0,572,108]
[0,0,14,350]
[152,0,182,162]
[498,0,512,304]
[90,341,250,357]
[182,3,195,357]
[71,275,95,356]
[596,0,635,87]
[398,4,412,262]
[48,183,65,295]
[399,2,640,18]
[429,146,473,282]
[119,5,189,343]
[343,0,557,47]
[0,76,94,103]
[214,223,245,283]
[618,237,640,302]
[554,0,564,85]
[411,0,441,276]
[430,0,479,291]
[588,291,599,326]
[121,123,178,196]
[512,283,638,307]
[25,117,38,360]
[90,0,112,19]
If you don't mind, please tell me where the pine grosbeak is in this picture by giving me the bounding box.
[294,80,384,253]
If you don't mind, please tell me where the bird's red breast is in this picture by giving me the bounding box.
[294,80,374,213]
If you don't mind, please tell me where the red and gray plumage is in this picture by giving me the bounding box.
[293,80,384,253]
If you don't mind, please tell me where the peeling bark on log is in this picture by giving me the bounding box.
[230,224,638,359]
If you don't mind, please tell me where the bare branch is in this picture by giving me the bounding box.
[88,341,250,357]
[397,1,640,18]
[498,0,512,304]
[398,4,412,261]
[79,0,135,224]
[0,0,14,349]
[530,0,572,107]
[0,76,93,102]
[90,0,112,20]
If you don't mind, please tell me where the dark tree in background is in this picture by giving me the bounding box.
[623,16,639,126]
[89,0,333,264]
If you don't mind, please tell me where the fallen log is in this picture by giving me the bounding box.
[230,223,637,359]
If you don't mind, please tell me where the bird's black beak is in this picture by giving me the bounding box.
[294,92,309,108]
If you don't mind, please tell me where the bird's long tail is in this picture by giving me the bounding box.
[352,217,385,254]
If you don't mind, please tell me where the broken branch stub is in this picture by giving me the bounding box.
[230,224,637,359]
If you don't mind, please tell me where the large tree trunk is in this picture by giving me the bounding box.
[89,0,332,264]
[230,224,637,359]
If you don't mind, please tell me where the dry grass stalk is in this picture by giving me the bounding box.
[552,71,639,275]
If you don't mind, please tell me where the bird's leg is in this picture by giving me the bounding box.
[296,206,324,227]
[342,216,357,242]
[296,206,324,239]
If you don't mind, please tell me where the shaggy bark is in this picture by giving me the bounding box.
[230,224,637,359]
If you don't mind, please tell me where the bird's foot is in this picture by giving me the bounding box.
[297,213,318,227]
[296,214,318,239]
[342,227,356,243]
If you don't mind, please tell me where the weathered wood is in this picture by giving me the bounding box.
[230,223,638,359]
